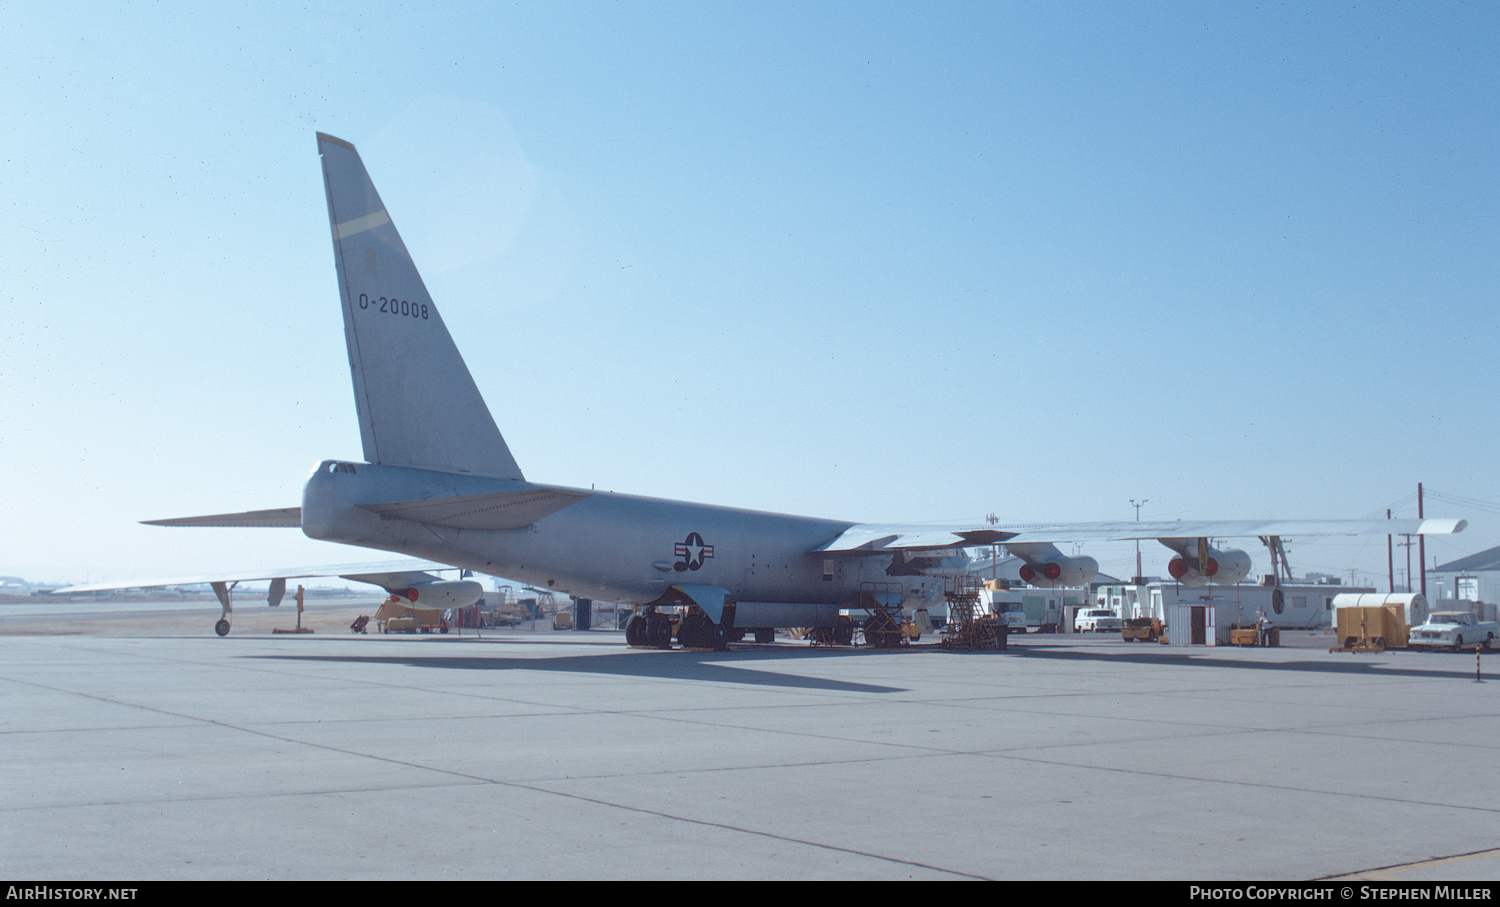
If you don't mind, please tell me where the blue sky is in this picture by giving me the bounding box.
[3,2,1495,587]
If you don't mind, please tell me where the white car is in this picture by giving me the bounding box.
[1074,608,1123,634]
[1408,611,1497,652]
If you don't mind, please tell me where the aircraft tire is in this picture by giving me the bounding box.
[646,614,673,649]
[624,613,646,647]
[214,619,230,637]
[678,613,703,648]
[754,628,774,644]
[834,618,854,646]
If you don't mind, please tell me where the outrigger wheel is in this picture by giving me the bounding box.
[210,580,235,638]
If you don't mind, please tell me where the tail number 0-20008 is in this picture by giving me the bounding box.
[358,293,428,320]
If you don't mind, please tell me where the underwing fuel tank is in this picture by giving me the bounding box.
[392,580,485,610]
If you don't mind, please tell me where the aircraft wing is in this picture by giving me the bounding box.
[813,517,1467,554]
[55,558,469,595]
[57,557,493,636]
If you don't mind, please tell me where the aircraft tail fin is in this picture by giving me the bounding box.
[316,133,524,480]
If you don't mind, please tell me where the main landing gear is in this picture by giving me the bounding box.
[677,610,729,650]
[625,607,731,651]
[807,616,855,646]
[624,609,674,649]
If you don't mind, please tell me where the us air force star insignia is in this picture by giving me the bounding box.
[673,532,715,572]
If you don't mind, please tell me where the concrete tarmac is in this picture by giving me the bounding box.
[2,610,1498,880]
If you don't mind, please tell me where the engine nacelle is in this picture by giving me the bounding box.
[389,580,484,610]
[1167,546,1251,587]
[1018,555,1099,589]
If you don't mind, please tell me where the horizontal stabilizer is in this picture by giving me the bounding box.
[142,507,301,528]
[359,488,588,530]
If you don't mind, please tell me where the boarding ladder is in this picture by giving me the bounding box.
[858,582,907,648]
[941,575,1002,650]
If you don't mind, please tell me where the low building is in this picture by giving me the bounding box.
[1089,578,1373,645]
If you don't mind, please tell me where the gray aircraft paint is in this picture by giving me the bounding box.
[308,134,947,623]
[301,458,926,619]
[319,134,524,481]
[68,135,1464,636]
[302,133,1463,626]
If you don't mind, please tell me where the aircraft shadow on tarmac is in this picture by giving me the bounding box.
[249,639,1485,690]
[1011,644,1489,682]
[252,646,908,694]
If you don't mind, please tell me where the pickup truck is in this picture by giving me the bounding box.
[1407,611,1498,652]
[1074,608,1123,634]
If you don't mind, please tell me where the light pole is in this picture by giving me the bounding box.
[1129,499,1148,585]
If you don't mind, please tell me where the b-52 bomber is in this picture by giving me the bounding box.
[89,134,1465,646]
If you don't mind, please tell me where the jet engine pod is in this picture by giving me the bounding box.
[1210,548,1252,585]
[1167,546,1251,587]
[394,580,484,610]
[1167,556,1212,587]
[1018,555,1099,588]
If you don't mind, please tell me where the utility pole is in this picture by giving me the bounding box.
[1418,482,1427,599]
[1387,509,1394,594]
[1399,535,1414,593]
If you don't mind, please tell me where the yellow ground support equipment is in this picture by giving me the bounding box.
[1228,624,1279,647]
[271,585,315,634]
[374,600,449,634]
[1121,617,1163,643]
[1330,605,1408,653]
[1229,627,1280,647]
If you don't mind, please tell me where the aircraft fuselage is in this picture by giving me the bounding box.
[302,460,947,618]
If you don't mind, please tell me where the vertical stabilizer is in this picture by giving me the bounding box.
[317,133,524,480]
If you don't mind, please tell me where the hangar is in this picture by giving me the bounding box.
[1429,544,1500,608]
